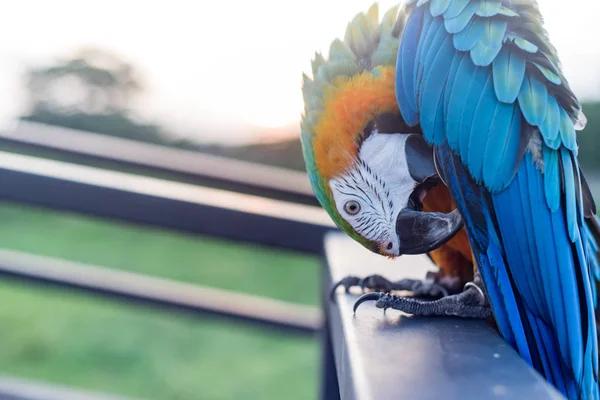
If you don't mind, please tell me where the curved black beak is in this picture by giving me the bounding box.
[393,133,463,255]
[396,208,464,255]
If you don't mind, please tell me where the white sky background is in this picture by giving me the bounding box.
[0,0,598,144]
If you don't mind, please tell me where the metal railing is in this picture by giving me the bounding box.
[0,123,563,399]
[0,124,336,399]
[0,375,141,400]
[0,121,318,205]
[0,151,334,254]
[0,249,321,335]
[322,233,564,400]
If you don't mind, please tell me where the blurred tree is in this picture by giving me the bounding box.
[19,47,308,171]
[24,47,143,114]
[21,46,166,144]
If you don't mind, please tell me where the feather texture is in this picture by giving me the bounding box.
[396,1,599,399]
[470,19,507,67]
[493,47,526,103]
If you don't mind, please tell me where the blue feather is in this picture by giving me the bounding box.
[453,17,486,51]
[421,36,454,144]
[493,154,585,396]
[495,166,543,315]
[513,36,539,53]
[443,0,470,19]
[415,15,442,107]
[547,210,583,389]
[444,1,479,34]
[561,149,578,242]
[518,75,548,126]
[396,7,424,126]
[476,0,501,17]
[399,4,599,398]
[533,62,562,85]
[429,0,451,17]
[413,10,434,91]
[492,47,526,103]
[484,238,533,360]
[444,51,465,117]
[422,21,450,77]
[418,22,448,110]
[458,66,488,162]
[482,103,520,192]
[521,159,568,353]
[543,146,560,212]
[436,143,531,361]
[470,19,507,67]
[492,172,544,313]
[559,108,577,153]
[540,95,561,149]
[529,316,559,389]
[467,76,499,181]
[445,52,472,149]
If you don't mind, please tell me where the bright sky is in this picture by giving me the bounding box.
[0,1,598,144]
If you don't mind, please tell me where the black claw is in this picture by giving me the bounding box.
[429,283,449,298]
[329,276,361,301]
[353,292,384,313]
[358,277,369,292]
[358,275,393,293]
[353,287,492,319]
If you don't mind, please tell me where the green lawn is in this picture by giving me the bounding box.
[0,202,320,307]
[0,201,321,399]
[0,282,317,400]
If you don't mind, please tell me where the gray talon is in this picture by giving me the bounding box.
[330,276,361,301]
[353,284,492,319]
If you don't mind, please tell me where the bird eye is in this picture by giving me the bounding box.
[344,200,361,215]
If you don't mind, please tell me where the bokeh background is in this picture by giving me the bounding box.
[0,1,598,399]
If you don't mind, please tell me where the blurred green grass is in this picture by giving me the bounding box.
[0,201,321,399]
[0,282,317,400]
[0,201,321,307]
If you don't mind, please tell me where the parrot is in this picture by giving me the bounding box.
[388,1,600,398]
[301,5,477,301]
[300,2,600,399]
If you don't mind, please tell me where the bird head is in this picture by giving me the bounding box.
[300,4,463,258]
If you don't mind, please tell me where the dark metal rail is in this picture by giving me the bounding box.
[0,151,335,254]
[322,232,564,400]
[0,121,318,205]
[0,375,140,400]
[0,249,321,335]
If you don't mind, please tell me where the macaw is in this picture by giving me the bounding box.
[301,2,600,399]
[301,5,476,300]
[388,0,598,398]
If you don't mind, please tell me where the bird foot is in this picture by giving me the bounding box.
[353,281,492,319]
[330,271,462,301]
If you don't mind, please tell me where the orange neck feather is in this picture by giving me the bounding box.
[313,67,398,180]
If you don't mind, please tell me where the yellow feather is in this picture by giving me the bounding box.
[329,39,356,63]
[367,3,379,27]
[301,4,406,145]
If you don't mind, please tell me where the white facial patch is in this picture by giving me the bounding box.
[329,133,420,256]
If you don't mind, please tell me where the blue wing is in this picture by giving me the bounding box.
[396,1,598,398]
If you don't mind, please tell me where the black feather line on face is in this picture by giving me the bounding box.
[333,145,415,244]
[355,112,424,149]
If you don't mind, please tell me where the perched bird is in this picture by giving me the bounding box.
[301,5,474,299]
[302,2,600,399]
[382,0,599,398]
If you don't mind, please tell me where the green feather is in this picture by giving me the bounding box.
[300,4,406,251]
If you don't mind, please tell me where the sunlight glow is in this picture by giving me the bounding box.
[0,1,597,143]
